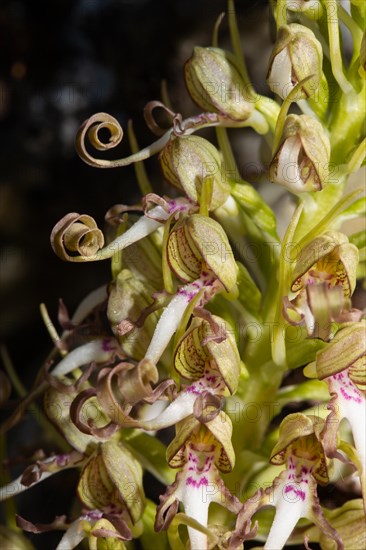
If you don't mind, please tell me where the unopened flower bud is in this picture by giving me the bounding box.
[279,0,323,20]
[78,440,145,524]
[184,47,254,121]
[174,315,240,394]
[270,114,330,193]
[160,135,230,210]
[107,269,160,361]
[167,214,238,292]
[267,24,323,100]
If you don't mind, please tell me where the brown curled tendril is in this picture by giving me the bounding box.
[193,392,224,423]
[143,101,177,136]
[69,387,119,438]
[142,193,170,219]
[75,111,244,170]
[51,213,105,262]
[104,203,143,226]
[76,111,172,169]
[43,358,95,394]
[96,364,136,426]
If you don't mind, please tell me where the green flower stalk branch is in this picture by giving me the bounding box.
[1,1,365,548]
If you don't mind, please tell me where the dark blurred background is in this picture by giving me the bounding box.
[0,1,273,547]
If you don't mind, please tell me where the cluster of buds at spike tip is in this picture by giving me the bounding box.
[130,314,241,431]
[235,414,343,550]
[184,47,254,122]
[283,231,361,340]
[155,413,243,550]
[314,322,366,510]
[267,24,323,100]
[270,114,331,193]
[159,135,231,210]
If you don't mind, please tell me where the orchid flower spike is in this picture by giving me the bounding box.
[155,413,242,550]
[236,414,343,550]
[283,231,360,341]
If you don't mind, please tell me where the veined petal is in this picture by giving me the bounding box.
[138,391,197,431]
[0,470,54,501]
[108,208,165,249]
[50,338,119,378]
[138,368,225,430]
[273,136,303,191]
[144,275,216,365]
[56,518,87,550]
[267,47,294,99]
[0,452,83,501]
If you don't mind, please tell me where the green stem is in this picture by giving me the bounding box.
[255,95,280,134]
[0,436,18,530]
[227,0,253,93]
[231,360,284,451]
[128,120,153,195]
[329,83,365,164]
[322,0,354,94]
[215,126,238,175]
[212,12,225,48]
[344,137,366,175]
[296,187,364,249]
[276,0,287,29]
[337,2,363,65]
[272,203,304,368]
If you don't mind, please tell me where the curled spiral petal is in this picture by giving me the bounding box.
[76,112,123,167]
[75,111,172,168]
[51,213,105,262]
[143,100,177,136]
[69,387,119,438]
[75,111,248,170]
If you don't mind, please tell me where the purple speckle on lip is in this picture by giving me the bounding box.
[284,484,306,501]
[186,476,208,488]
[56,454,69,467]
[102,338,115,352]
